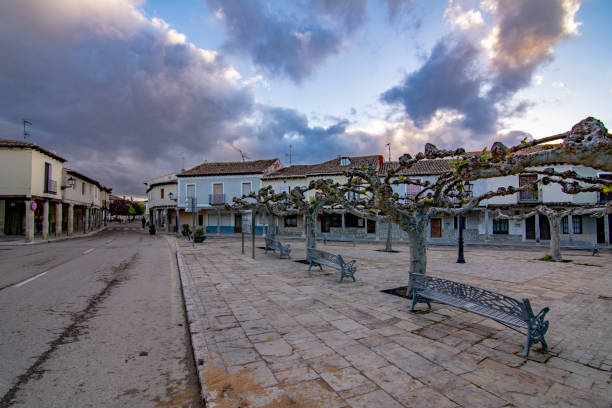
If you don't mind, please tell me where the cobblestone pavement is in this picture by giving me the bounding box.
[177,238,611,408]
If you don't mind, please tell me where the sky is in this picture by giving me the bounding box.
[0,0,610,195]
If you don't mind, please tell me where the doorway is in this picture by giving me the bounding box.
[525,216,535,240]
[235,214,242,233]
[539,215,551,240]
[596,217,605,244]
[430,218,442,238]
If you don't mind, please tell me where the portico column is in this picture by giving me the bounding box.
[568,215,574,242]
[67,204,74,235]
[85,207,90,233]
[0,200,5,236]
[535,213,541,242]
[341,213,346,232]
[603,214,609,245]
[42,201,49,240]
[25,199,34,242]
[56,203,62,238]
[484,209,489,241]
[217,209,220,234]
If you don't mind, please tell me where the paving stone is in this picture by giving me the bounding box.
[320,367,376,393]
[396,386,459,408]
[227,360,278,387]
[363,365,422,397]
[253,338,294,357]
[442,384,507,408]
[345,389,404,408]
[274,366,319,384]
[330,317,368,332]
[519,360,570,383]
[306,353,352,374]
[220,348,260,366]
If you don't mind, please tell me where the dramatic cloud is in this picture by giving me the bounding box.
[0,0,254,193]
[380,0,582,148]
[207,0,367,83]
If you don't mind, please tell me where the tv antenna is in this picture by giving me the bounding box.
[231,145,251,162]
[23,119,32,140]
[385,142,391,162]
[285,144,294,165]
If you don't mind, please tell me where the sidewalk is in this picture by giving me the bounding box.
[0,225,111,246]
[177,238,611,407]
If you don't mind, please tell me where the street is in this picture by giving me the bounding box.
[0,224,202,407]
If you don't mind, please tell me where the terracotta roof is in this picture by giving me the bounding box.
[64,168,104,189]
[306,155,383,176]
[178,159,280,177]
[380,160,454,176]
[0,138,67,162]
[262,155,383,180]
[262,164,316,180]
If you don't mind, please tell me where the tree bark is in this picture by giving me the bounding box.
[306,212,317,250]
[548,215,562,261]
[385,221,393,252]
[407,221,428,275]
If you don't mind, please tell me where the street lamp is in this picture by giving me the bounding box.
[67,176,76,189]
[457,181,473,264]
[168,192,175,200]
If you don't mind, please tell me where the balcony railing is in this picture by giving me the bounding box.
[518,190,539,203]
[209,194,225,205]
[44,179,57,195]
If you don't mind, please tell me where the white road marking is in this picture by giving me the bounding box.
[14,272,48,288]
[83,248,95,255]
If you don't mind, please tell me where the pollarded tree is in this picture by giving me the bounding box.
[493,204,611,262]
[228,185,286,238]
[312,117,612,276]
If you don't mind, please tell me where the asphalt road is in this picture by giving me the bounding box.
[0,224,202,407]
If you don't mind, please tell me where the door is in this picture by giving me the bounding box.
[367,219,376,234]
[430,218,441,238]
[4,201,24,235]
[539,216,551,240]
[321,214,330,233]
[525,216,536,240]
[596,217,605,244]
[235,214,242,233]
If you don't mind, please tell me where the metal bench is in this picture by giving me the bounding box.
[307,248,356,283]
[409,272,549,357]
[322,233,356,246]
[264,236,291,259]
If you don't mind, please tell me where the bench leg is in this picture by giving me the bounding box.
[308,261,314,272]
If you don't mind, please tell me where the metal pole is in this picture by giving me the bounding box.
[192,197,196,248]
[251,211,256,259]
[457,215,465,263]
[242,230,245,254]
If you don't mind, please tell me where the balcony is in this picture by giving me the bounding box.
[209,194,225,205]
[518,190,539,203]
[44,179,57,195]
[599,191,612,204]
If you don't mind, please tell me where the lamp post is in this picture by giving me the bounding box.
[168,192,178,233]
[457,181,473,264]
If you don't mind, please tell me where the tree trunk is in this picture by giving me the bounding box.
[385,221,393,252]
[548,215,562,261]
[306,212,317,250]
[408,224,428,275]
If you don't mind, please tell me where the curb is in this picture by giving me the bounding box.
[0,225,110,246]
[174,241,209,406]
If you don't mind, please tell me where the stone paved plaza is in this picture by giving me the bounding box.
[177,238,612,407]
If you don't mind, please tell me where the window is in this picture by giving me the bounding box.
[518,175,538,202]
[406,184,421,198]
[572,215,582,234]
[598,173,612,203]
[44,162,52,193]
[493,219,509,234]
[161,188,164,199]
[346,191,360,201]
[186,184,195,198]
[330,214,342,227]
[340,157,350,166]
[345,213,363,228]
[280,186,290,194]
[82,182,86,195]
[453,216,466,229]
[284,215,297,227]
[562,216,569,234]
[198,214,203,226]
[242,182,251,196]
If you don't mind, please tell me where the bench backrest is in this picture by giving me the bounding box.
[308,248,342,266]
[410,273,530,320]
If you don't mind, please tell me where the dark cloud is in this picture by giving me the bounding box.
[0,0,255,194]
[206,0,366,83]
[380,35,498,137]
[380,0,581,148]
[487,0,581,101]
